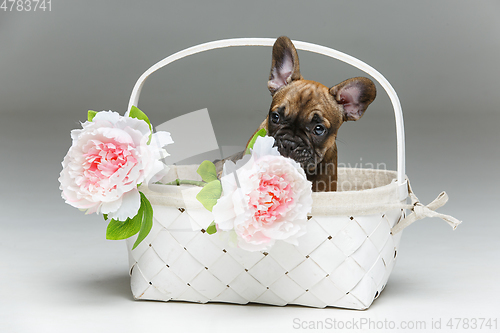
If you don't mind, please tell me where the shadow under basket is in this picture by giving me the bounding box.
[126,166,405,310]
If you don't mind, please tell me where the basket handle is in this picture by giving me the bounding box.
[127,38,408,200]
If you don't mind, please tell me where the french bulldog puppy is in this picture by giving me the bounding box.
[216,36,376,192]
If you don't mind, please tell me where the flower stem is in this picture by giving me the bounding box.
[161,179,207,187]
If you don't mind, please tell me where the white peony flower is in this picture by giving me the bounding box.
[59,111,173,221]
[212,136,313,251]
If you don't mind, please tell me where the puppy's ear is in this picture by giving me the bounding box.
[330,77,376,121]
[268,36,302,95]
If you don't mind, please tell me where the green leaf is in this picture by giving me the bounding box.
[132,192,154,250]
[197,160,218,183]
[196,180,222,212]
[129,106,152,144]
[129,106,151,129]
[88,110,97,122]
[103,214,108,221]
[245,128,267,154]
[206,221,217,235]
[106,213,142,241]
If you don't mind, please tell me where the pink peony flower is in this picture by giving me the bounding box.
[59,111,173,221]
[212,136,313,251]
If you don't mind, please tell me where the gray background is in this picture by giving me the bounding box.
[1,1,499,332]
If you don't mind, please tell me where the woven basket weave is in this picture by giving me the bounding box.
[122,38,458,310]
[127,167,405,309]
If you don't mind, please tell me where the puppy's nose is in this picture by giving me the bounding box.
[278,139,298,157]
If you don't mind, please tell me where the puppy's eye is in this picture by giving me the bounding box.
[313,124,326,136]
[270,112,280,124]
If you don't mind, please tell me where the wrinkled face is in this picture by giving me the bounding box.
[267,80,343,172]
[264,36,376,179]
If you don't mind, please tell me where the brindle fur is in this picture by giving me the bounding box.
[216,36,376,192]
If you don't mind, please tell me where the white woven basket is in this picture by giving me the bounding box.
[124,38,459,310]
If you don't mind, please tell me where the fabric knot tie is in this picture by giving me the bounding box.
[392,186,462,234]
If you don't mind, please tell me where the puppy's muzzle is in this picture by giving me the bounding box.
[274,137,316,169]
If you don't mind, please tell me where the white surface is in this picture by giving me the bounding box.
[2,213,498,333]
